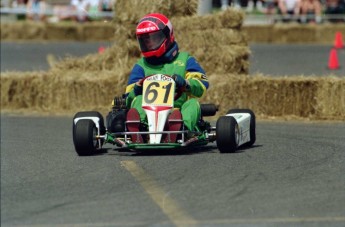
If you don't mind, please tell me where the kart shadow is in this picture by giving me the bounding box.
[110,145,219,156]
[235,144,262,153]
[107,144,262,156]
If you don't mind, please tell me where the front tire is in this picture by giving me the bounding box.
[227,108,256,147]
[73,111,106,134]
[73,120,98,156]
[216,116,239,153]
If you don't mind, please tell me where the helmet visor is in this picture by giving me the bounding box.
[137,30,166,52]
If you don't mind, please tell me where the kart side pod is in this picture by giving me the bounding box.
[216,109,256,153]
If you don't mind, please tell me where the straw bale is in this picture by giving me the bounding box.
[189,45,250,74]
[201,74,345,120]
[113,23,137,44]
[80,22,115,41]
[273,24,317,43]
[176,29,247,46]
[1,21,45,40]
[2,72,344,120]
[315,24,345,44]
[114,0,197,24]
[242,25,274,43]
[171,9,244,31]
[1,71,126,115]
[45,23,82,41]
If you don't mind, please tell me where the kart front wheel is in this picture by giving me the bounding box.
[216,116,239,153]
[227,108,256,147]
[73,120,98,156]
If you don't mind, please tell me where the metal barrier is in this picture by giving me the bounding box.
[1,7,344,24]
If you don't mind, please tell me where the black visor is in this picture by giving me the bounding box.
[138,30,166,52]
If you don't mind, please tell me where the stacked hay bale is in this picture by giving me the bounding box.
[1,0,344,120]
[54,0,248,74]
[1,0,249,115]
[202,74,345,120]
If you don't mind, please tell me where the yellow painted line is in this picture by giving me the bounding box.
[204,216,345,224]
[121,160,198,227]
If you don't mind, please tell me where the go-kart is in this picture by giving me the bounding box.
[72,74,256,155]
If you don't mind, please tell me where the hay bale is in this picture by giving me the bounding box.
[242,25,274,43]
[45,23,82,41]
[0,21,46,40]
[201,74,345,120]
[114,0,197,24]
[52,9,248,74]
[2,71,344,120]
[81,22,115,41]
[273,24,317,43]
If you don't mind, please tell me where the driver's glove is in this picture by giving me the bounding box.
[133,78,144,96]
[172,74,187,88]
[133,84,142,96]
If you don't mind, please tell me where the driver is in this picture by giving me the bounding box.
[125,13,209,140]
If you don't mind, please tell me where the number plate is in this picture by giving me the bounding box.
[142,74,175,107]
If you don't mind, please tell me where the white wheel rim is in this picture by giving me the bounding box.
[92,127,98,147]
[235,125,239,146]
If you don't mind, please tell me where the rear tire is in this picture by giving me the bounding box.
[73,120,98,156]
[216,116,239,153]
[200,104,218,117]
[227,109,256,147]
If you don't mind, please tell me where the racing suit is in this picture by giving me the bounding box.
[125,51,209,132]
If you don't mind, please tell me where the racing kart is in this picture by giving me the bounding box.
[72,74,256,155]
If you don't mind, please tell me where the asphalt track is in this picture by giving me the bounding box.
[1,42,345,226]
[1,115,345,226]
[1,41,345,76]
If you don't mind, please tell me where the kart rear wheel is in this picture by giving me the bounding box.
[73,120,98,156]
[216,116,239,153]
[227,108,256,147]
[200,104,218,117]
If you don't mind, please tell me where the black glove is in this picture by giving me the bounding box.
[133,84,142,96]
[172,74,186,88]
[133,78,145,96]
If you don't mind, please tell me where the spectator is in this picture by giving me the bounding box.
[261,0,278,23]
[51,0,78,22]
[71,0,90,22]
[87,0,101,21]
[11,0,28,20]
[300,0,322,23]
[277,0,302,22]
[325,0,345,22]
[99,0,114,12]
[262,0,278,15]
[26,0,46,21]
[220,0,230,10]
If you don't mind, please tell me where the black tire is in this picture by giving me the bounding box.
[73,120,98,156]
[73,111,106,134]
[200,104,218,117]
[227,108,256,147]
[216,116,239,153]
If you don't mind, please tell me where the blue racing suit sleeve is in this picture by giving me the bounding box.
[125,64,145,94]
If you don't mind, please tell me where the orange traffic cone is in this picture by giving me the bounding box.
[334,32,344,49]
[328,48,340,70]
[98,46,106,54]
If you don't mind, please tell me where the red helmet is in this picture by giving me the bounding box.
[136,13,175,58]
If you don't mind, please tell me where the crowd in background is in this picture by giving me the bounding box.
[1,0,344,23]
[215,0,345,23]
[1,0,115,22]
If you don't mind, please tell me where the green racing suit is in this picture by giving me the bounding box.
[125,51,209,131]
